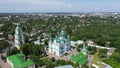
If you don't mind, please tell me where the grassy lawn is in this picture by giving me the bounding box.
[91,50,105,68]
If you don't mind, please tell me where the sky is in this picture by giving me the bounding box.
[0,0,120,13]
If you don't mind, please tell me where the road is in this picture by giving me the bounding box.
[0,40,14,68]
[0,54,11,68]
[87,55,94,67]
[46,49,79,61]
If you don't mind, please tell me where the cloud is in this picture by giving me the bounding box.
[0,0,120,12]
[0,0,64,6]
[66,4,72,9]
[0,0,67,12]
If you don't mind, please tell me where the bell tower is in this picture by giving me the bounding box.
[14,23,24,49]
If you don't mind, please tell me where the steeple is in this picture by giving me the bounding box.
[83,44,86,50]
[81,43,88,55]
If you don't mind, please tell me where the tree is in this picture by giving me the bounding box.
[45,60,54,68]
[76,44,83,52]
[33,45,44,56]
[34,58,44,67]
[82,64,89,68]
[24,35,29,42]
[88,46,97,55]
[99,53,106,58]
[101,49,108,54]
[20,43,44,56]
[51,57,56,62]
[0,40,8,50]
[99,49,108,58]
[103,58,120,68]
[20,43,33,55]
[44,40,48,45]
[110,52,120,62]
[7,47,20,56]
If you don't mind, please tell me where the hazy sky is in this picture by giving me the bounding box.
[0,0,120,12]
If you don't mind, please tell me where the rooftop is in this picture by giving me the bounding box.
[71,52,88,65]
[54,65,73,68]
[7,53,34,68]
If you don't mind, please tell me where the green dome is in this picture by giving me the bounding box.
[16,23,20,29]
[60,29,65,36]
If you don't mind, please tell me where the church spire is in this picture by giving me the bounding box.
[83,43,86,50]
[81,43,88,55]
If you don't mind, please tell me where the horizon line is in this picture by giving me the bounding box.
[0,11,120,14]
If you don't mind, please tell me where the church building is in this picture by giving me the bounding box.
[48,29,71,56]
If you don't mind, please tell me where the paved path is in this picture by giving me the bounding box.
[46,49,79,61]
[0,54,11,68]
[88,44,115,50]
[87,55,94,67]
[108,48,115,54]
[0,40,15,68]
[0,49,11,68]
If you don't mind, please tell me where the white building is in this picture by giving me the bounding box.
[76,40,84,45]
[70,41,77,47]
[34,39,41,45]
[14,24,24,49]
[49,29,71,56]
[86,40,94,46]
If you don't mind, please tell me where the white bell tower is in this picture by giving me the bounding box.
[14,23,24,49]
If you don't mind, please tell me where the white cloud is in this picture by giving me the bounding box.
[0,0,68,12]
[0,0,120,12]
[0,0,65,6]
[66,3,72,9]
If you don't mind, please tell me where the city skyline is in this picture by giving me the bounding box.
[0,0,120,13]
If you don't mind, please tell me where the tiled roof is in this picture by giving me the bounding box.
[7,53,34,68]
[71,52,88,65]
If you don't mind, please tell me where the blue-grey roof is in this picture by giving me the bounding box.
[54,65,73,68]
